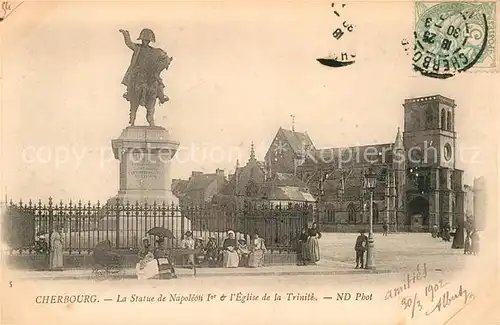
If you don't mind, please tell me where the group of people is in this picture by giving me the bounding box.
[218,230,267,268]
[32,225,65,270]
[136,236,177,280]
[135,229,269,279]
[431,224,480,255]
[297,223,322,265]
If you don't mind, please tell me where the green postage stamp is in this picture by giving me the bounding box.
[413,1,498,78]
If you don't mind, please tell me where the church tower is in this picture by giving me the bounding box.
[402,95,464,229]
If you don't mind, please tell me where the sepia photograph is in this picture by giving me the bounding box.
[0,1,498,325]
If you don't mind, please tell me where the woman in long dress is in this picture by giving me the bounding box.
[298,227,309,266]
[136,237,159,280]
[222,230,239,268]
[307,223,321,264]
[180,231,195,267]
[248,233,266,268]
[50,226,64,270]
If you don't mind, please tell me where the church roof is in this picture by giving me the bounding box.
[219,160,266,196]
[279,128,316,154]
[266,172,308,187]
[186,174,219,191]
[304,143,394,166]
[264,186,316,202]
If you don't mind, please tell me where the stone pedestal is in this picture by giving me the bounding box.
[107,126,180,206]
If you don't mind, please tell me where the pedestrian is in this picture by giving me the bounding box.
[451,224,464,249]
[464,233,471,255]
[50,225,64,271]
[470,230,480,256]
[297,227,309,266]
[441,225,451,242]
[432,224,439,238]
[354,229,368,269]
[307,223,321,264]
[382,222,388,236]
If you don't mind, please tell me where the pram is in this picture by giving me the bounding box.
[91,240,125,280]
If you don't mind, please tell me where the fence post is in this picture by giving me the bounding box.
[47,197,53,269]
[115,198,120,249]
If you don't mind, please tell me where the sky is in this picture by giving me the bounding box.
[1,1,498,202]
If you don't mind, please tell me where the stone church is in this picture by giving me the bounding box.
[264,95,465,232]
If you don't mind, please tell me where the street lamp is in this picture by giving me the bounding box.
[364,168,377,270]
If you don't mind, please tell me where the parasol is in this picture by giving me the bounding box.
[147,227,175,239]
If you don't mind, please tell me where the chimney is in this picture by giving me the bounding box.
[192,171,203,177]
[216,168,225,178]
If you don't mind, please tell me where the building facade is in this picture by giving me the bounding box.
[266,95,466,232]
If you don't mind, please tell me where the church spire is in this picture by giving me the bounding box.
[394,127,404,150]
[234,159,240,195]
[249,142,256,161]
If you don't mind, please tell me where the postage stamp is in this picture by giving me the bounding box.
[413,1,498,78]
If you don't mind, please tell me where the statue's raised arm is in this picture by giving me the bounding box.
[119,29,138,51]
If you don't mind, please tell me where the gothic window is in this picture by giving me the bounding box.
[347,203,356,224]
[426,106,433,129]
[245,180,259,197]
[446,111,452,131]
[326,208,336,224]
[440,109,446,130]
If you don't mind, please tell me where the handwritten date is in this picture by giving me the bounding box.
[401,293,423,319]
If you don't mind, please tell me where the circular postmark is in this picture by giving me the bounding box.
[413,2,489,78]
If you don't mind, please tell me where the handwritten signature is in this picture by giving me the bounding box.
[400,281,475,319]
[425,285,475,316]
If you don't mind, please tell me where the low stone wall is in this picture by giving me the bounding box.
[5,252,299,270]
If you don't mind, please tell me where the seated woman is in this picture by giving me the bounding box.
[205,237,219,267]
[248,233,266,268]
[153,238,176,279]
[194,237,205,265]
[222,230,239,268]
[136,237,159,280]
[237,238,250,267]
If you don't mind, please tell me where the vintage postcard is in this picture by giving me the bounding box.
[0,1,498,325]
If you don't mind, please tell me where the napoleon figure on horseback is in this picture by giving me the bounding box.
[119,28,173,126]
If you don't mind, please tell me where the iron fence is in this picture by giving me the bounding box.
[2,198,311,255]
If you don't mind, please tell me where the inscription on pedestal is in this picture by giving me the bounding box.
[129,162,160,179]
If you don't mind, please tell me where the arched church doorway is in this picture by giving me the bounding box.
[408,196,429,226]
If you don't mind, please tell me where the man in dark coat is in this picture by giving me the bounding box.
[354,230,368,269]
